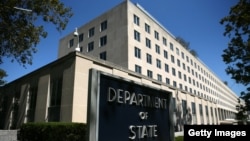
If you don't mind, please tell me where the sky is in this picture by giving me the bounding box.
[1,0,245,96]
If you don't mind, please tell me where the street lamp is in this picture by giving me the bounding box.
[13,7,32,12]
[74,27,80,52]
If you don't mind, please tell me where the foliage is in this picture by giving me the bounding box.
[235,98,248,121]
[0,0,73,66]
[189,49,198,57]
[220,0,250,110]
[19,122,87,141]
[0,68,7,86]
[175,136,184,141]
[176,36,198,57]
[176,36,190,50]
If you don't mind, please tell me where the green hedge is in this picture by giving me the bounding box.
[19,122,87,141]
[175,136,184,141]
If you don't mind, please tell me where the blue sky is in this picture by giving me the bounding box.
[1,0,245,96]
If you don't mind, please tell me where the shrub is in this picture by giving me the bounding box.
[175,136,184,141]
[19,122,87,141]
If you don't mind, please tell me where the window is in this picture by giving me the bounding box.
[172,98,176,112]
[147,70,153,78]
[192,102,197,124]
[176,47,179,55]
[50,76,63,107]
[134,30,140,42]
[181,52,185,59]
[100,51,106,60]
[134,47,141,59]
[49,75,63,121]
[166,77,170,84]
[135,65,141,74]
[205,106,209,116]
[100,35,107,47]
[179,84,183,90]
[79,33,84,42]
[182,63,186,70]
[88,27,95,37]
[177,59,181,67]
[205,106,209,124]
[154,31,159,40]
[170,42,174,51]
[69,39,74,48]
[193,79,196,86]
[134,14,140,26]
[214,108,217,123]
[87,42,94,52]
[146,38,151,48]
[199,104,203,115]
[165,64,169,72]
[182,100,187,117]
[210,107,214,124]
[100,20,107,31]
[185,86,188,91]
[156,59,161,69]
[172,68,176,76]
[173,81,177,87]
[178,71,182,79]
[163,37,167,46]
[188,77,191,84]
[186,56,189,62]
[171,55,175,63]
[28,86,38,122]
[192,102,196,115]
[146,54,152,64]
[157,74,162,81]
[155,44,160,54]
[164,50,168,59]
[145,23,150,33]
[184,74,187,81]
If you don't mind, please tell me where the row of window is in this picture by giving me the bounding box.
[172,98,236,124]
[68,20,108,48]
[134,29,219,93]
[136,64,217,103]
[132,13,233,102]
[133,13,225,93]
[134,14,163,42]
[134,46,218,99]
[69,35,108,58]
[172,98,218,125]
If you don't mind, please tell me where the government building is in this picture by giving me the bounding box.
[0,0,238,132]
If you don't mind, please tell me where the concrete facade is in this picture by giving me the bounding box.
[0,0,238,132]
[58,0,238,128]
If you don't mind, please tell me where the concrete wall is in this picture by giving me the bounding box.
[0,130,17,141]
[0,52,234,130]
[58,1,129,68]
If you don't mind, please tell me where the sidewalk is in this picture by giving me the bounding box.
[0,130,18,141]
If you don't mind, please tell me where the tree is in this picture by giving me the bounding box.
[220,0,250,111]
[0,0,73,66]
[189,49,198,57]
[176,36,190,50]
[0,69,7,86]
[176,36,198,57]
[235,98,248,123]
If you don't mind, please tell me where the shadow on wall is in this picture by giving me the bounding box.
[173,91,192,132]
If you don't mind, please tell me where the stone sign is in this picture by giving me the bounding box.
[88,69,174,141]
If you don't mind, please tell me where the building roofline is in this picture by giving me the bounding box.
[133,2,237,96]
[134,3,176,39]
